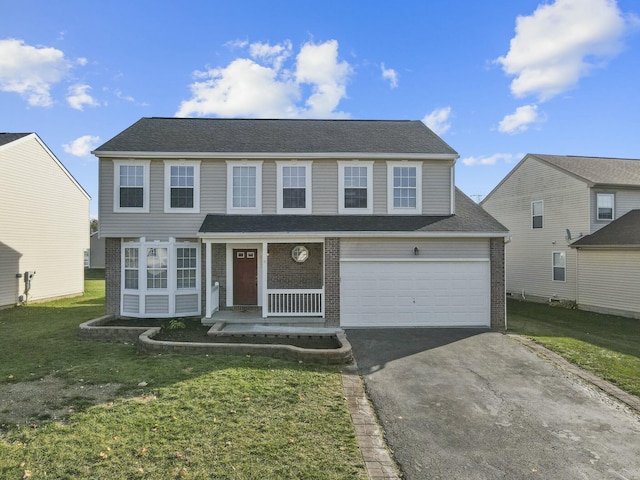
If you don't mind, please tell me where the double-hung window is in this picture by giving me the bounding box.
[146,247,168,289]
[532,200,543,229]
[123,247,139,290]
[164,161,200,212]
[176,247,197,289]
[387,162,422,214]
[596,193,614,221]
[338,161,373,214]
[114,160,150,212]
[277,161,312,214]
[552,251,566,282]
[227,161,263,214]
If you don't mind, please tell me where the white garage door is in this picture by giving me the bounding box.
[340,260,491,327]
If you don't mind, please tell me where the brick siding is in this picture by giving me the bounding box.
[105,238,121,317]
[267,243,323,289]
[324,238,340,327]
[490,237,506,330]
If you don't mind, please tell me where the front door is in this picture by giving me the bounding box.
[233,249,258,305]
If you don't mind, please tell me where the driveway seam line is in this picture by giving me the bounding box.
[342,362,402,480]
[507,333,640,413]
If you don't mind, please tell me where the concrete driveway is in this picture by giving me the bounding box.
[346,328,640,480]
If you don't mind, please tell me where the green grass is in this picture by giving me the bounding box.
[0,270,366,479]
[507,298,640,397]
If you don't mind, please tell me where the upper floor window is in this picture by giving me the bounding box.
[596,193,614,221]
[532,200,543,229]
[227,161,263,214]
[164,161,200,213]
[338,161,373,214]
[277,161,312,214]
[114,160,150,212]
[552,251,566,282]
[387,162,422,214]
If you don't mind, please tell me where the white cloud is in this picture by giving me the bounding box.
[462,152,518,166]
[422,107,452,135]
[381,63,398,88]
[66,84,99,110]
[176,39,352,118]
[0,38,71,107]
[76,57,88,66]
[497,0,630,101]
[498,104,545,134]
[63,135,100,157]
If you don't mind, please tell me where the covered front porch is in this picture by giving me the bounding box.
[201,238,327,324]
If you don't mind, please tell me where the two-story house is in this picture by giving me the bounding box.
[482,153,640,318]
[0,133,90,307]
[94,118,508,329]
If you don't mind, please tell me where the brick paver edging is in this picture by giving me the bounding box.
[341,364,401,480]
[509,334,640,413]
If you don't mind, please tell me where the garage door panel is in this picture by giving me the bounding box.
[340,261,490,327]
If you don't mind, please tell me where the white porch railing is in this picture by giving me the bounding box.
[267,288,324,317]
[207,282,220,318]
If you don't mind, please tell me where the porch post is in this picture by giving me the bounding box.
[261,241,268,318]
[205,241,212,318]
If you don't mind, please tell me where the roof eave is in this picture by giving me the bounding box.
[92,151,459,161]
[196,230,508,239]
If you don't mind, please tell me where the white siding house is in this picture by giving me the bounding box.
[482,154,640,318]
[0,133,90,307]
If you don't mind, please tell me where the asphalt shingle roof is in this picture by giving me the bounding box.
[199,189,507,235]
[0,133,30,148]
[531,154,640,186]
[571,209,640,247]
[94,118,458,156]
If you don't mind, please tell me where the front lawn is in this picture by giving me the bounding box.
[0,270,366,479]
[507,299,640,397]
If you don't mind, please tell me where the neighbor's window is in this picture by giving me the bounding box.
[123,247,139,290]
[552,251,566,282]
[339,161,373,214]
[387,162,422,214]
[532,200,544,229]
[164,161,200,212]
[227,161,263,214]
[146,247,168,289]
[176,247,197,289]
[596,193,614,221]
[277,161,312,213]
[114,161,150,212]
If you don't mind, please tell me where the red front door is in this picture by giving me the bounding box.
[233,249,258,305]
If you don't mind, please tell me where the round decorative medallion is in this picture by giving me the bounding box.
[291,245,309,263]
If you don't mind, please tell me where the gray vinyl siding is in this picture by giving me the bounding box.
[590,188,640,233]
[482,157,590,301]
[341,238,489,259]
[0,135,89,307]
[99,157,456,238]
[577,249,640,318]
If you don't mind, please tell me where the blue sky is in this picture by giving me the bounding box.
[2,0,639,217]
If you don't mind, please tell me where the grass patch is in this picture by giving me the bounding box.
[0,270,366,479]
[507,299,640,397]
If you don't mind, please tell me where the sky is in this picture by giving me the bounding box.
[2,0,639,217]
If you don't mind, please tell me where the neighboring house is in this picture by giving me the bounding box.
[89,231,106,268]
[0,133,90,307]
[93,118,508,328]
[482,153,640,317]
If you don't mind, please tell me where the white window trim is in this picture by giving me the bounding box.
[338,160,374,215]
[387,161,423,214]
[596,192,615,221]
[276,160,312,214]
[552,251,566,282]
[531,200,544,229]
[121,238,201,317]
[113,160,150,213]
[163,160,201,213]
[226,160,263,214]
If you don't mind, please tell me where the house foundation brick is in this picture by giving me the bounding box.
[105,238,121,317]
[490,237,506,330]
[324,237,340,327]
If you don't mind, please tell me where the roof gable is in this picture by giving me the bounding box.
[93,118,458,157]
[0,133,31,149]
[530,154,640,186]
